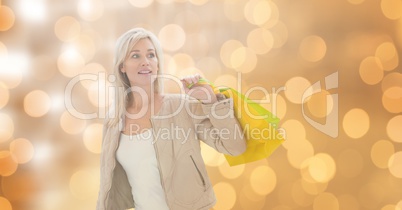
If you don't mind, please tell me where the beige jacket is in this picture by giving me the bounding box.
[96,94,246,210]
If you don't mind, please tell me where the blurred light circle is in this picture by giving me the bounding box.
[249,166,277,195]
[0,82,9,109]
[174,10,201,34]
[214,74,238,90]
[389,151,402,178]
[9,138,35,164]
[158,24,186,52]
[244,0,272,26]
[77,0,104,21]
[230,47,257,73]
[271,21,288,48]
[300,178,328,195]
[72,35,96,62]
[171,53,195,74]
[0,113,14,143]
[0,53,27,89]
[287,139,314,169]
[386,115,402,142]
[0,6,15,31]
[54,16,81,42]
[156,0,174,4]
[382,87,402,113]
[381,72,402,92]
[60,111,87,135]
[218,161,245,179]
[381,0,402,20]
[284,76,311,104]
[0,197,12,210]
[338,194,360,210]
[247,28,274,55]
[83,123,103,154]
[88,77,110,108]
[307,153,336,183]
[261,1,280,28]
[371,140,395,169]
[129,0,154,8]
[375,42,399,71]
[281,119,306,149]
[343,108,370,139]
[239,184,267,209]
[200,142,225,167]
[337,149,363,178]
[69,170,100,199]
[261,93,287,119]
[213,182,237,210]
[57,49,85,78]
[24,90,51,117]
[0,151,18,176]
[291,180,314,207]
[299,35,327,62]
[348,0,365,4]
[80,62,106,89]
[313,192,339,210]
[359,56,384,85]
[306,90,334,118]
[358,182,385,209]
[0,41,7,56]
[397,201,402,210]
[382,205,397,210]
[224,0,247,22]
[220,39,244,69]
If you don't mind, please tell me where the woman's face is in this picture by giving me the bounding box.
[121,38,159,88]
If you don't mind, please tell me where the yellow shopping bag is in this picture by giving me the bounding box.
[190,78,285,166]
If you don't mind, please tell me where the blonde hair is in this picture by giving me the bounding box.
[107,28,164,127]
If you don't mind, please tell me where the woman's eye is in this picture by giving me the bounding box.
[131,54,139,58]
[148,53,156,58]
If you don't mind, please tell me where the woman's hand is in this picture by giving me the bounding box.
[180,74,218,104]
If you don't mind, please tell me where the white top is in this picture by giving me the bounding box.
[116,129,169,210]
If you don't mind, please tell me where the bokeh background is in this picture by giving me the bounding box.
[1,0,402,209]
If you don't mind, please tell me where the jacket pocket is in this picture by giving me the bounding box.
[172,150,206,205]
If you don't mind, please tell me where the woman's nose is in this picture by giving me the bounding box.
[141,57,150,66]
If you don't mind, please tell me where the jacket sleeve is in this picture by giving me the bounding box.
[187,97,247,156]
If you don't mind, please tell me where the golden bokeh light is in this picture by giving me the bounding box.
[300,178,328,195]
[397,201,402,210]
[80,62,106,89]
[247,27,274,55]
[244,0,272,26]
[60,111,87,135]
[261,1,279,29]
[72,34,97,62]
[230,47,257,73]
[284,76,311,104]
[0,113,14,143]
[382,204,397,210]
[381,72,402,92]
[0,41,7,56]
[382,86,402,113]
[158,24,186,52]
[129,0,154,8]
[69,169,100,199]
[337,149,363,178]
[189,0,208,6]
[306,90,334,118]
[214,74,239,90]
[9,138,35,164]
[388,151,402,178]
[196,57,222,80]
[220,39,244,69]
[261,93,287,119]
[0,82,9,109]
[375,42,399,71]
[175,10,201,34]
[83,123,103,154]
[287,139,314,169]
[381,0,402,20]
[359,56,384,85]
[0,197,12,210]
[77,0,104,21]
[24,90,52,118]
[291,179,314,207]
[0,53,26,89]
[0,151,18,176]
[281,119,306,149]
[249,165,277,196]
[57,48,85,78]
[213,182,237,210]
[299,35,327,62]
[0,6,15,31]
[200,142,226,167]
[218,161,245,179]
[313,192,339,210]
[54,16,81,42]
[306,153,336,183]
[172,53,195,73]
[338,194,360,210]
[371,140,395,169]
[223,0,247,22]
[343,108,370,139]
[271,21,289,48]
[239,184,266,209]
[32,55,56,81]
[88,77,110,108]
[386,115,402,143]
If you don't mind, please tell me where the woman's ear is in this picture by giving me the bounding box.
[119,63,125,73]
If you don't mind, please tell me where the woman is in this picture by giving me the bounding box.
[96,28,246,210]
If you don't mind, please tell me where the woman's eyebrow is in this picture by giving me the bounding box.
[130,49,155,52]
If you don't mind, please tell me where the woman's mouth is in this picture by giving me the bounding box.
[138,70,152,74]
